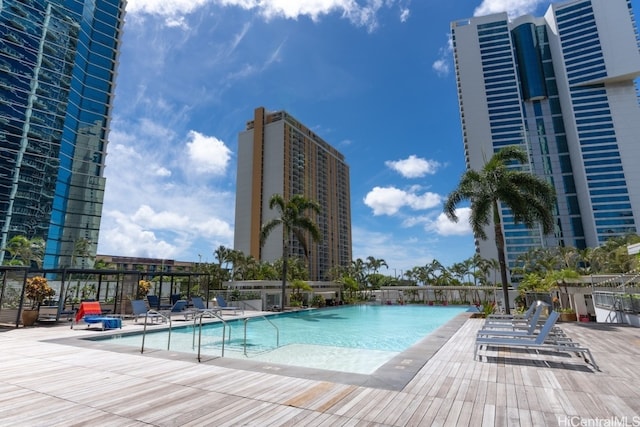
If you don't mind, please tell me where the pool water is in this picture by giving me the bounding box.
[102,305,468,374]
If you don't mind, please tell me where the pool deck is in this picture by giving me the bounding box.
[1,310,639,426]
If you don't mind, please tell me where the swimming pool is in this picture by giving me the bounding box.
[98,305,468,374]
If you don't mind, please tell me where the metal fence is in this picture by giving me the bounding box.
[592,290,640,314]
[0,267,213,328]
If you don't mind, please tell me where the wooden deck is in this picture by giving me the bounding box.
[1,313,639,426]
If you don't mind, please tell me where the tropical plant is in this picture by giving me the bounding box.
[25,276,55,309]
[444,146,556,314]
[260,194,321,310]
[311,294,326,308]
[137,280,152,299]
[2,235,45,268]
[290,279,312,304]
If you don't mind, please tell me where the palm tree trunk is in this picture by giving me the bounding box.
[281,245,288,312]
[493,202,511,315]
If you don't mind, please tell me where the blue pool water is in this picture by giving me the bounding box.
[101,305,468,374]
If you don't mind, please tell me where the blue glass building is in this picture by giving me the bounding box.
[0,0,126,268]
[451,0,640,278]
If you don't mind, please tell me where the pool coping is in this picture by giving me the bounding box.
[44,309,472,391]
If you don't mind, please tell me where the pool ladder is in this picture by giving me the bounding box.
[194,311,228,361]
[242,316,280,356]
[140,310,172,354]
[195,314,280,359]
[140,311,280,362]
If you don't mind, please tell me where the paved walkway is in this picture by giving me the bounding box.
[1,312,639,426]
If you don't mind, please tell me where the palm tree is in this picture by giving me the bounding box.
[365,256,388,274]
[260,194,321,311]
[443,146,556,314]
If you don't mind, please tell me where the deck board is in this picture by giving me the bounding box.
[1,315,640,425]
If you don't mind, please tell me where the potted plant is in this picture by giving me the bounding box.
[558,307,577,322]
[22,276,55,326]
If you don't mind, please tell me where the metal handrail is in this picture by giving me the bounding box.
[193,310,228,362]
[140,310,172,353]
[243,316,279,356]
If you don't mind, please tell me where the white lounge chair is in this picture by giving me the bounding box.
[478,303,547,336]
[484,300,548,325]
[474,311,599,370]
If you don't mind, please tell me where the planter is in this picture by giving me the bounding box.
[21,309,39,327]
[558,312,577,322]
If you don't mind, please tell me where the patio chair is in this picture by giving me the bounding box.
[215,295,243,315]
[73,301,122,330]
[147,294,171,310]
[130,300,165,324]
[474,311,599,370]
[160,300,197,320]
[191,296,221,316]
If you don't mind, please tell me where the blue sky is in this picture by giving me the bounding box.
[97,0,639,275]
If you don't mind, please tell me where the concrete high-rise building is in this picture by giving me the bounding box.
[234,107,352,281]
[0,0,126,268]
[451,0,640,275]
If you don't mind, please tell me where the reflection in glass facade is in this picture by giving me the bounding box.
[452,0,640,279]
[0,0,126,268]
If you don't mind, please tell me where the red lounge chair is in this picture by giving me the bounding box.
[73,301,122,330]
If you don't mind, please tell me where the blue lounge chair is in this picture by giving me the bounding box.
[161,300,196,320]
[131,300,165,323]
[474,311,599,370]
[147,294,171,310]
[215,295,243,315]
[191,296,221,316]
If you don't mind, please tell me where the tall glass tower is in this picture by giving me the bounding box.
[0,0,126,268]
[451,0,640,277]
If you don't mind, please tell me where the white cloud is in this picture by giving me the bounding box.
[432,58,449,77]
[385,155,441,178]
[473,0,547,18]
[351,226,436,275]
[363,186,441,216]
[185,130,232,175]
[127,0,408,32]
[399,8,410,22]
[98,118,235,261]
[427,208,473,236]
[432,33,453,77]
[126,0,210,16]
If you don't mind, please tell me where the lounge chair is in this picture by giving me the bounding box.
[147,294,171,310]
[215,295,243,315]
[160,300,197,320]
[474,311,599,370]
[130,300,165,323]
[484,301,547,325]
[191,296,221,316]
[73,301,122,330]
[478,303,546,336]
[477,306,568,342]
